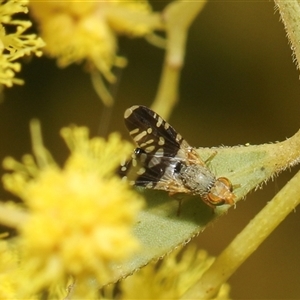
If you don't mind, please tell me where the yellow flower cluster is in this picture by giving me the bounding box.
[0,0,44,87]
[0,239,19,299]
[118,245,231,299]
[29,0,154,83]
[1,125,144,298]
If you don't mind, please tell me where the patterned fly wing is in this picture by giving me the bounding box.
[123,105,185,158]
[119,105,236,207]
[119,105,196,192]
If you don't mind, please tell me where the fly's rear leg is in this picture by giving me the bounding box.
[204,151,218,166]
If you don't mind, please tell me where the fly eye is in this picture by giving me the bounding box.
[207,193,225,206]
[217,177,233,192]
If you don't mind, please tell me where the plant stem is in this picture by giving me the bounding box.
[152,1,207,119]
[274,0,300,70]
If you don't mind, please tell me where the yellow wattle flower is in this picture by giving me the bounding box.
[2,125,144,297]
[119,245,231,299]
[29,0,153,81]
[29,0,156,105]
[0,0,44,87]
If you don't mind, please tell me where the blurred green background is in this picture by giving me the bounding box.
[1,1,300,298]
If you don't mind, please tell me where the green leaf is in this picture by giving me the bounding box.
[109,130,300,284]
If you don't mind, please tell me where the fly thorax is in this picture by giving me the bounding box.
[177,164,215,196]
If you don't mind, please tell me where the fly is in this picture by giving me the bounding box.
[119,105,235,207]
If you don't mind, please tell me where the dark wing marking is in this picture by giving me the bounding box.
[119,148,167,186]
[119,147,190,194]
[124,105,186,158]
[119,105,202,193]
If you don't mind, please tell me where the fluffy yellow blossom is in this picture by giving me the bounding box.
[29,1,154,76]
[118,245,231,299]
[0,236,68,300]
[2,125,144,297]
[0,0,44,87]
[29,0,158,104]
[0,239,19,299]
